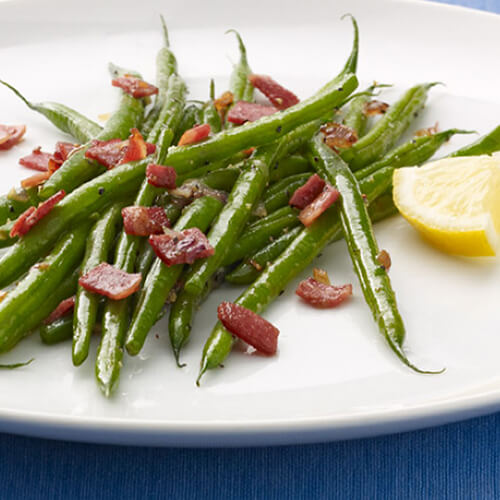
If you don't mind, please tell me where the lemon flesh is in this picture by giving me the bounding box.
[393,153,500,256]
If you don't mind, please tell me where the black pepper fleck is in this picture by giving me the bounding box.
[98,188,105,195]
[9,206,14,213]
[279,290,284,296]
[276,126,282,133]
[337,87,344,92]
[313,156,319,162]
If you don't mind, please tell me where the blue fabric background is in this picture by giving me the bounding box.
[2,1,500,499]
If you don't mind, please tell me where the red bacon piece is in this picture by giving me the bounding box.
[227,101,278,125]
[289,174,326,209]
[120,128,148,165]
[248,74,299,110]
[111,75,159,98]
[49,141,80,172]
[44,296,75,325]
[217,302,279,355]
[296,277,352,308]
[178,124,211,147]
[298,185,340,227]
[122,206,170,236]
[20,171,51,189]
[85,138,126,168]
[10,190,65,238]
[320,122,358,151]
[149,228,214,266]
[79,262,142,300]
[146,163,177,189]
[146,142,156,155]
[0,125,26,151]
[19,147,51,171]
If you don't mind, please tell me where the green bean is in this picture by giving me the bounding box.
[342,83,380,137]
[269,155,311,183]
[197,166,242,192]
[340,83,437,170]
[39,92,145,199]
[354,128,473,179]
[162,73,358,174]
[202,80,223,133]
[0,79,102,143]
[227,30,254,103]
[223,207,300,266]
[0,225,89,353]
[0,359,34,370]
[168,270,225,367]
[310,135,437,371]
[0,158,149,288]
[367,191,398,223]
[197,157,394,383]
[40,316,73,345]
[125,196,223,356]
[73,203,125,366]
[449,124,500,157]
[226,226,302,285]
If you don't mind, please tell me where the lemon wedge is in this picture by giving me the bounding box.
[393,153,500,256]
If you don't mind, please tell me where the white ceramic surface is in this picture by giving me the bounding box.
[1,0,500,447]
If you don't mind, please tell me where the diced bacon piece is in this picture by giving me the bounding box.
[362,100,389,116]
[10,190,65,238]
[289,174,326,209]
[415,122,439,138]
[376,250,391,271]
[243,147,255,157]
[111,75,159,98]
[19,147,51,171]
[248,74,299,110]
[9,206,35,238]
[146,142,156,155]
[149,228,214,266]
[296,277,352,308]
[146,163,177,189]
[121,206,170,236]
[298,185,340,227]
[85,138,127,168]
[178,124,211,147]
[119,128,148,165]
[79,262,142,300]
[320,122,358,151]
[20,171,51,189]
[0,125,26,151]
[227,101,278,124]
[44,296,75,325]
[48,141,80,172]
[217,302,279,355]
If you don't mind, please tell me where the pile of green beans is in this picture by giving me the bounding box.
[1,15,498,395]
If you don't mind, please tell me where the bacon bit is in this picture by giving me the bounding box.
[111,75,159,98]
[0,125,26,151]
[313,268,330,285]
[121,206,170,236]
[289,174,326,209]
[376,250,392,271]
[362,100,389,116]
[19,147,51,171]
[415,122,439,138]
[249,259,263,271]
[248,74,299,110]
[243,147,255,157]
[48,141,80,172]
[214,91,234,119]
[178,123,211,147]
[120,128,148,165]
[170,179,228,204]
[0,291,7,304]
[217,302,279,355]
[85,129,152,169]
[79,262,142,300]
[149,228,214,266]
[10,190,65,238]
[146,142,156,156]
[20,171,51,189]
[299,185,340,227]
[44,296,75,325]
[146,163,177,189]
[320,122,358,151]
[227,101,278,125]
[296,278,352,308]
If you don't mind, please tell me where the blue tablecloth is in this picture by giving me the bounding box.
[2,1,500,498]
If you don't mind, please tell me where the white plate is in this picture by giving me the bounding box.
[1,0,500,447]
